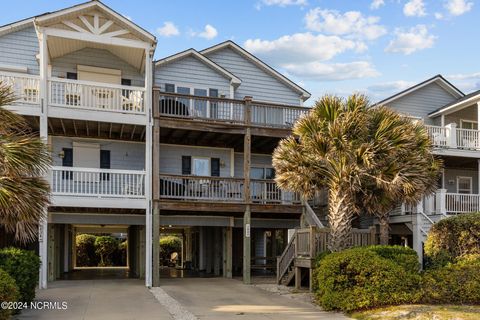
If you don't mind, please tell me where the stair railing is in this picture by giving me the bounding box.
[303,199,325,228]
[277,231,296,284]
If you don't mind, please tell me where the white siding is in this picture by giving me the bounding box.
[154,55,231,96]
[159,144,232,177]
[387,82,459,125]
[204,47,302,105]
[0,26,39,74]
[234,153,272,177]
[51,136,145,170]
[51,47,144,86]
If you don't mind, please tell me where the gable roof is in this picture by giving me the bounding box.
[200,40,311,101]
[155,48,242,86]
[428,89,480,117]
[0,1,156,45]
[376,74,464,107]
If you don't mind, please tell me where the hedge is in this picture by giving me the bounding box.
[94,236,119,266]
[0,268,19,320]
[0,248,40,303]
[424,212,480,268]
[422,255,480,304]
[314,247,421,312]
[76,234,97,267]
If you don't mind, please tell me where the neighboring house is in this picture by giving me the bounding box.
[376,74,480,261]
[0,1,313,288]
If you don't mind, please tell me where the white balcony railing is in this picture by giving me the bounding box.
[426,124,480,150]
[445,192,480,214]
[49,78,145,114]
[51,166,145,198]
[251,179,301,204]
[251,102,308,128]
[0,72,40,104]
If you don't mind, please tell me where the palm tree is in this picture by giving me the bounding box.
[273,95,373,251]
[273,94,441,251]
[0,82,51,243]
[357,106,441,245]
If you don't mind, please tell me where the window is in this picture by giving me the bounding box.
[66,72,77,80]
[165,83,175,93]
[62,148,73,180]
[457,176,472,194]
[100,150,111,181]
[461,120,478,130]
[192,158,210,176]
[250,167,275,179]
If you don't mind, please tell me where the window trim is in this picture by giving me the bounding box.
[457,176,473,194]
[460,119,478,130]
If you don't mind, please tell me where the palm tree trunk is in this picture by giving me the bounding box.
[327,186,354,252]
[379,215,390,245]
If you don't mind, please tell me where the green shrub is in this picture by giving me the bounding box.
[365,245,420,273]
[0,248,40,303]
[160,235,182,262]
[76,234,97,267]
[422,258,480,304]
[0,268,19,320]
[424,213,480,268]
[94,236,118,266]
[315,247,421,312]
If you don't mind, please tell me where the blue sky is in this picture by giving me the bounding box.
[1,0,478,104]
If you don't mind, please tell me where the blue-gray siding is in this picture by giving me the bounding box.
[204,47,301,105]
[51,47,144,86]
[154,55,231,97]
[387,82,459,124]
[51,136,145,170]
[0,26,39,74]
[234,153,272,177]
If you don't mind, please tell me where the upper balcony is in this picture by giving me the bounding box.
[426,123,480,156]
[155,91,310,134]
[0,71,41,115]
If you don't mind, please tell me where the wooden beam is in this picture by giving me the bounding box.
[119,124,124,139]
[243,96,252,285]
[85,121,89,136]
[109,123,113,138]
[72,120,78,136]
[98,20,114,34]
[130,125,136,140]
[158,117,246,135]
[140,127,146,141]
[97,122,101,137]
[48,119,54,135]
[60,119,67,135]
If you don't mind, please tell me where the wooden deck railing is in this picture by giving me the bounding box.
[251,179,301,204]
[51,166,145,198]
[156,91,310,128]
[0,71,40,104]
[49,78,145,114]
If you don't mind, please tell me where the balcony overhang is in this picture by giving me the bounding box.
[34,1,156,71]
[429,90,480,118]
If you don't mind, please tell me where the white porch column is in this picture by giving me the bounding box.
[412,212,424,265]
[435,189,447,215]
[144,47,154,288]
[477,160,480,195]
[477,102,480,130]
[424,195,434,215]
[38,30,49,290]
[445,123,457,148]
[441,114,445,127]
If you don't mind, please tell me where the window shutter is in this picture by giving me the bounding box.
[165,83,175,93]
[182,156,191,175]
[100,150,111,181]
[211,158,220,177]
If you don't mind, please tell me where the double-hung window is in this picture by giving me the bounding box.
[457,176,472,194]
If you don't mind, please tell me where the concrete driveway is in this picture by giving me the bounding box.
[156,278,349,320]
[16,279,173,320]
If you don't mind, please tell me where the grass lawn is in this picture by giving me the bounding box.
[351,305,480,320]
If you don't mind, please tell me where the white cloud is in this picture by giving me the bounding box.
[305,8,387,40]
[156,22,180,37]
[368,80,415,93]
[385,25,436,55]
[447,72,480,92]
[244,33,366,64]
[196,24,218,40]
[282,61,380,81]
[370,0,385,10]
[261,0,307,6]
[444,0,473,16]
[403,0,427,17]
[434,12,444,19]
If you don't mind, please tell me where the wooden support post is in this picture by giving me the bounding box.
[295,266,301,289]
[243,96,252,285]
[214,228,221,276]
[152,90,160,287]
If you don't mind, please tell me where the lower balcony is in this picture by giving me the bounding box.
[51,166,146,209]
[158,174,300,204]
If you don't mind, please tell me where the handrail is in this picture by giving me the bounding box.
[0,71,39,79]
[277,230,296,284]
[303,200,325,228]
[52,166,145,174]
[49,77,145,91]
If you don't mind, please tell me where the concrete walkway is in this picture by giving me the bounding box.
[157,278,350,319]
[16,279,173,320]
